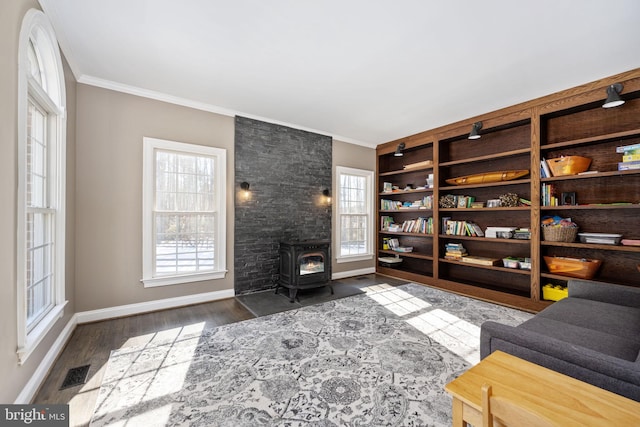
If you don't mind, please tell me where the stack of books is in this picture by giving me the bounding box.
[617,142,640,171]
[445,243,467,260]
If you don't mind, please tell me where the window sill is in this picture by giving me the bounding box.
[336,254,373,263]
[18,301,67,365]
[142,270,227,288]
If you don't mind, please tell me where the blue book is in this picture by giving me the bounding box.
[616,142,640,153]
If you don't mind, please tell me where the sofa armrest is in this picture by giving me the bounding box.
[480,321,640,401]
[568,279,640,308]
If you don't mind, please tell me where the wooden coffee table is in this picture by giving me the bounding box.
[445,350,640,426]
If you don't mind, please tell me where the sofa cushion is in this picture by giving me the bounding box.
[569,279,640,308]
[519,316,640,361]
[532,297,640,340]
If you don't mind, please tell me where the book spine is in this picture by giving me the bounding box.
[618,162,640,171]
[616,142,640,153]
[622,153,640,162]
[541,158,552,177]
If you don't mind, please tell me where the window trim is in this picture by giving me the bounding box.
[335,166,374,263]
[16,9,67,365]
[142,137,227,287]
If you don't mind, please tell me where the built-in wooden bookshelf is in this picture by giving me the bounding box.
[376,68,640,313]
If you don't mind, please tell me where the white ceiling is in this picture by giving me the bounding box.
[39,0,640,147]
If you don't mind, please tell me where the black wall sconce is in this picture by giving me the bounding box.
[240,181,250,199]
[602,83,625,108]
[468,121,483,140]
[394,142,405,157]
[322,188,331,205]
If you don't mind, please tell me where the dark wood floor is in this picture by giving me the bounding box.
[33,274,407,427]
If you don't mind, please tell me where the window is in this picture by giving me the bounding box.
[17,10,67,364]
[336,166,374,262]
[142,137,227,287]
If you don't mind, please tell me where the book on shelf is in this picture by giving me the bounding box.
[541,183,558,206]
[400,216,433,234]
[387,238,399,249]
[618,160,640,171]
[485,226,517,238]
[444,219,484,237]
[380,215,395,231]
[445,242,465,250]
[622,153,640,162]
[460,255,500,266]
[381,199,402,210]
[616,142,640,153]
[540,158,553,178]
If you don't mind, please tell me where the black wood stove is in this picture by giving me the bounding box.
[276,240,332,302]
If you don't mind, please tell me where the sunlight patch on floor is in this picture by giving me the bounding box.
[94,322,207,425]
[362,284,432,316]
[406,308,480,365]
[361,285,480,365]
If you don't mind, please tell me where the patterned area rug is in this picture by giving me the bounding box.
[90,283,532,426]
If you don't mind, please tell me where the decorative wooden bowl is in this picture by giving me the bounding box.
[445,170,529,186]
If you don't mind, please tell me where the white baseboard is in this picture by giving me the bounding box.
[16,288,234,403]
[76,288,235,324]
[15,313,78,404]
[332,267,376,280]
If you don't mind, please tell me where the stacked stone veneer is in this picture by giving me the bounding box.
[234,116,332,295]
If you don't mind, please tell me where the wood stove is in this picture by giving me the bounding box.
[276,240,332,302]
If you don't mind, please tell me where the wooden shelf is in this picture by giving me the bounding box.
[439,178,531,191]
[379,166,433,177]
[541,241,640,253]
[439,148,531,167]
[541,169,640,182]
[380,230,433,238]
[440,258,532,275]
[541,204,640,210]
[378,249,433,260]
[540,128,640,150]
[379,209,433,213]
[439,207,530,212]
[379,188,433,195]
[439,235,531,244]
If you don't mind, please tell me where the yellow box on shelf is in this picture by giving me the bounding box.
[542,284,568,301]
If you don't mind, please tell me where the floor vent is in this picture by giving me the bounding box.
[60,364,91,390]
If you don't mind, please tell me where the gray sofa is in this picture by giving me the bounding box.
[480,278,640,401]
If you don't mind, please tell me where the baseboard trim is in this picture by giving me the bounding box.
[15,313,78,404]
[332,267,376,280]
[75,288,235,324]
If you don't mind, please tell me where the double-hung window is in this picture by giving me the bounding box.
[17,10,67,364]
[142,137,227,287]
[336,166,374,262]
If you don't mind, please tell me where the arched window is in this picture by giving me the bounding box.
[17,9,67,364]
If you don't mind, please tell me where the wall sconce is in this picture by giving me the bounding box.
[393,142,405,157]
[322,188,331,205]
[602,83,625,108]
[468,121,483,140]
[240,181,250,199]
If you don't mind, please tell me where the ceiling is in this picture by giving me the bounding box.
[39,0,640,147]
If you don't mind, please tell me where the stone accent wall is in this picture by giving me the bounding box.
[234,116,332,294]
